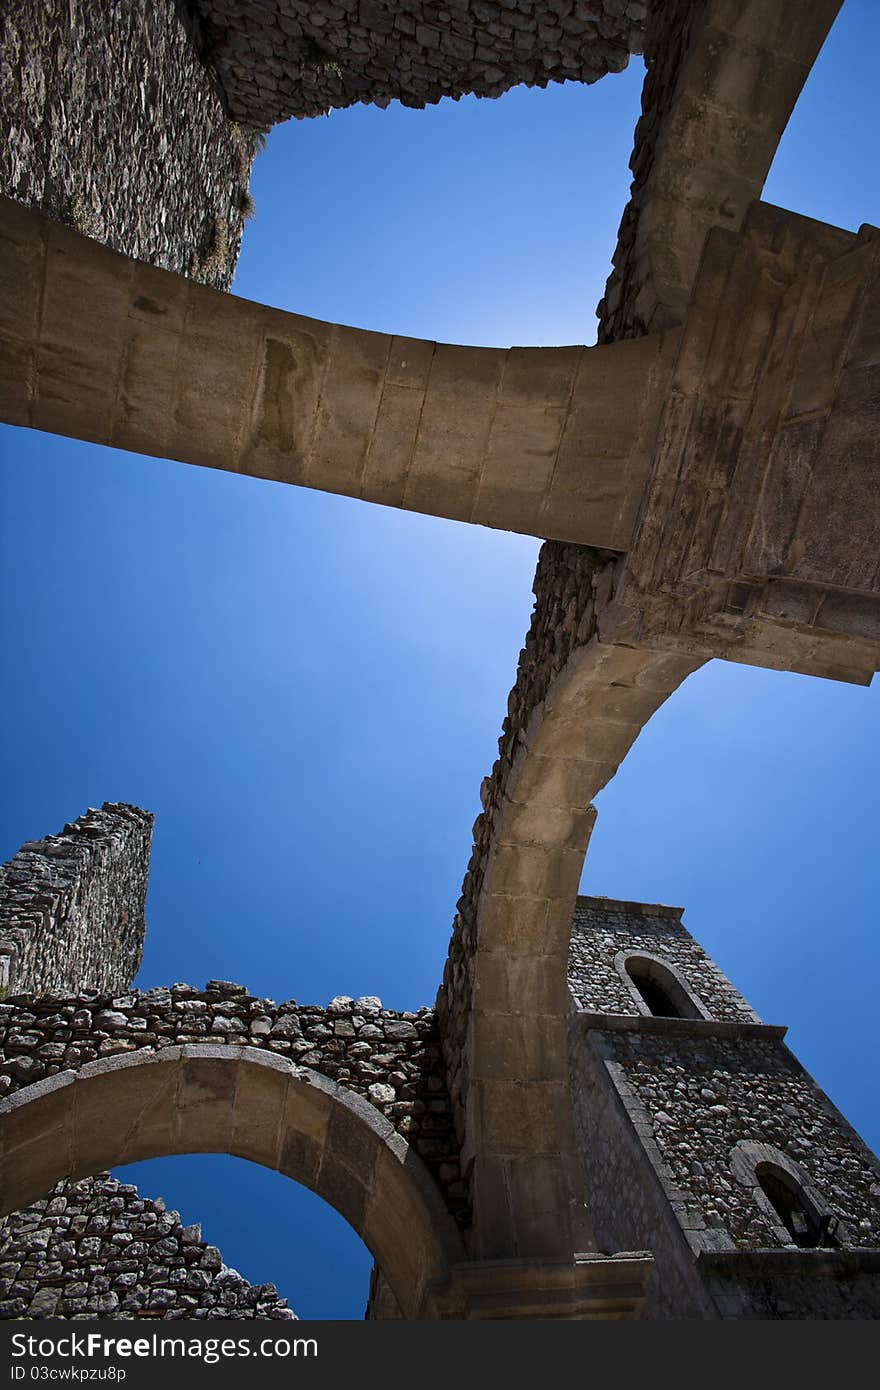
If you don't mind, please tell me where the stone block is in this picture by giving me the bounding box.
[0,197,43,345]
[230,1053,289,1166]
[72,1053,178,1171]
[488,843,584,905]
[175,1051,238,1152]
[361,381,425,508]
[471,1008,568,1083]
[474,402,568,533]
[499,346,582,409]
[310,324,390,494]
[473,949,568,1016]
[479,1078,570,1157]
[169,293,261,475]
[404,342,503,519]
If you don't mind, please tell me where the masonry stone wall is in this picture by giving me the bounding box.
[570,1018,880,1318]
[0,805,152,1000]
[596,0,694,342]
[0,1174,295,1321]
[590,1028,880,1252]
[0,0,258,290]
[188,0,646,128]
[436,543,617,1140]
[0,983,466,1225]
[568,897,760,1023]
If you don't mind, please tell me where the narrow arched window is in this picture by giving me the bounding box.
[623,955,702,1019]
[755,1162,837,1249]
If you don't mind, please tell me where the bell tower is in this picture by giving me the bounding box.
[567,896,880,1318]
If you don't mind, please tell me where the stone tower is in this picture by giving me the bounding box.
[567,896,880,1318]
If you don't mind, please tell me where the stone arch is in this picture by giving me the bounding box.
[460,636,702,1259]
[0,1046,464,1320]
[614,950,711,1021]
[446,0,852,1264]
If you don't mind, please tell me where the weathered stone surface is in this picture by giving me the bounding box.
[598,0,843,340]
[188,0,645,127]
[2,0,878,1323]
[0,195,670,553]
[602,205,880,685]
[0,0,258,291]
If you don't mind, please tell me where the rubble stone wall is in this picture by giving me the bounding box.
[582,1027,880,1252]
[0,0,258,290]
[188,0,646,127]
[570,1018,880,1318]
[0,984,466,1225]
[0,1174,295,1321]
[0,808,308,1321]
[0,805,152,1000]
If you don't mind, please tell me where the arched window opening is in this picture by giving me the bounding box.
[627,962,680,1017]
[755,1163,838,1249]
[623,955,704,1020]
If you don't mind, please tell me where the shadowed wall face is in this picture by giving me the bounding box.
[188,0,646,126]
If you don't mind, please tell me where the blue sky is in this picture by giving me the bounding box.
[1,1,877,1319]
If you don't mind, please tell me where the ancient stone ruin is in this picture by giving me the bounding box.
[0,0,878,1319]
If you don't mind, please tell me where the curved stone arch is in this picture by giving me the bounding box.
[462,636,702,1259]
[0,1045,464,1320]
[613,949,712,1021]
[601,0,843,340]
